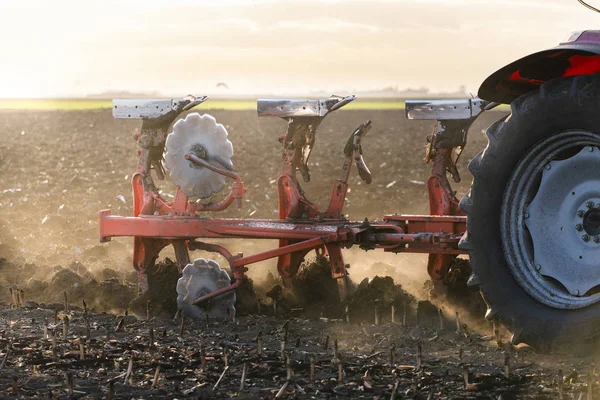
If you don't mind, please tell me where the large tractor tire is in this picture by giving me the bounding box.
[461,75,600,352]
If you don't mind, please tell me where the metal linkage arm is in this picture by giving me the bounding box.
[258,96,356,187]
[405,97,500,183]
[406,97,499,149]
[185,153,246,211]
[344,120,372,184]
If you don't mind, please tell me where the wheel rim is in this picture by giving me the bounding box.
[501,130,600,309]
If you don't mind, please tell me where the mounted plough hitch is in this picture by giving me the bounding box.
[100,94,494,318]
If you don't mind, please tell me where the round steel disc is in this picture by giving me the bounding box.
[164,113,233,199]
[176,258,236,321]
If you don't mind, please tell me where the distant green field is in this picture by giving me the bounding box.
[0,98,406,111]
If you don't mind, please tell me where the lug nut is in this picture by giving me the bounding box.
[589,146,595,152]
[535,264,541,271]
[578,210,585,217]
[545,164,552,171]
[594,236,600,243]
[582,234,590,242]
[576,224,583,231]
[587,201,594,209]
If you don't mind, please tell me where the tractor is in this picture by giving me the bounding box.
[100,20,600,351]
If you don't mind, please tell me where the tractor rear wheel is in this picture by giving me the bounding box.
[461,75,600,352]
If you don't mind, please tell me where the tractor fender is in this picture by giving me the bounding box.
[478,31,600,104]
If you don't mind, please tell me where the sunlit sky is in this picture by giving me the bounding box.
[1,0,599,98]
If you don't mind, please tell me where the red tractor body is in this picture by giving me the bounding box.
[480,30,600,103]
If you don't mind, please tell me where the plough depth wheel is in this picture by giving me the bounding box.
[461,75,600,351]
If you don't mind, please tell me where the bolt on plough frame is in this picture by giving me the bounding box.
[100,94,494,306]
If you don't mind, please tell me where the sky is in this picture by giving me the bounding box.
[1,0,599,98]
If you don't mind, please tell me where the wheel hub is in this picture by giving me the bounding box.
[189,144,208,170]
[525,146,600,297]
[583,207,600,237]
[163,113,234,199]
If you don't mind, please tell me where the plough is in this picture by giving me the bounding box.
[100,95,476,311]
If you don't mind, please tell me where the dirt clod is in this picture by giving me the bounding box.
[348,275,414,323]
[130,258,180,318]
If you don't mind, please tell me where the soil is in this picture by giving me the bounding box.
[0,108,598,398]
